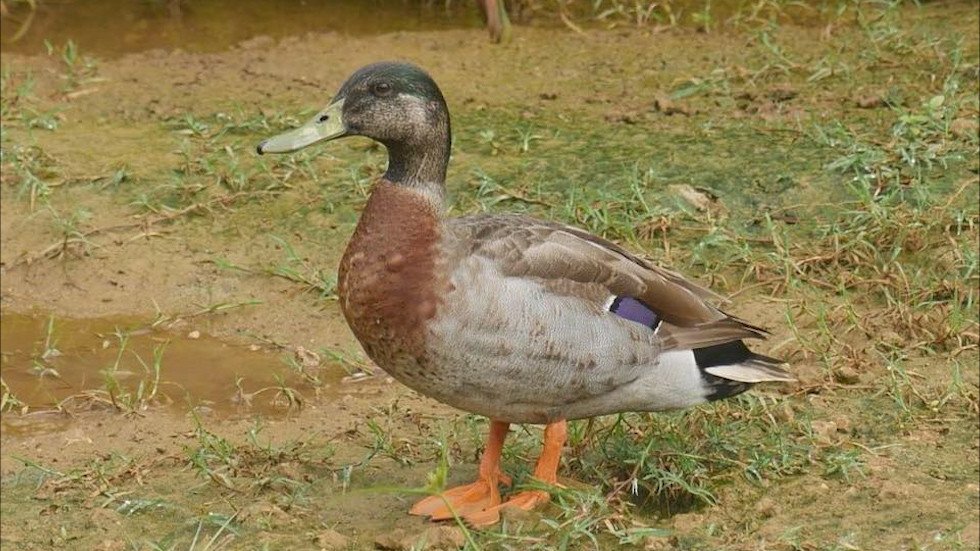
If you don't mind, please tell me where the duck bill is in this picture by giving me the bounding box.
[256,99,346,154]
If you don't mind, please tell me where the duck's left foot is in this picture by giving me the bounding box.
[411,420,511,521]
[410,472,510,520]
[460,488,552,527]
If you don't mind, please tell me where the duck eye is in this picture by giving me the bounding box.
[317,114,330,123]
[372,82,392,96]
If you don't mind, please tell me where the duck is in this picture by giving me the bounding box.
[256,61,794,527]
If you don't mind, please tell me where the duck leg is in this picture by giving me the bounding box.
[464,420,567,527]
[410,419,511,520]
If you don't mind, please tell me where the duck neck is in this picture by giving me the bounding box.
[382,114,451,208]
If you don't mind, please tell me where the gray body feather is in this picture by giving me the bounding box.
[400,213,793,424]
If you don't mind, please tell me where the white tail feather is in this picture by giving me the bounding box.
[705,360,796,383]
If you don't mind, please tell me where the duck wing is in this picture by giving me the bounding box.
[446,213,792,384]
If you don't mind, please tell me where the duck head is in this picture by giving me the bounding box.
[257,62,451,188]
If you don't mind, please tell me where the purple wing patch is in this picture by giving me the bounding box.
[609,296,661,330]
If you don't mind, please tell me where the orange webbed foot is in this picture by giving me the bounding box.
[410,472,508,520]
[411,421,511,521]
[410,420,567,528]
[462,488,553,527]
[465,421,568,527]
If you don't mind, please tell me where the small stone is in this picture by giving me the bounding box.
[653,95,673,111]
[314,529,350,550]
[767,85,798,102]
[375,526,465,551]
[294,346,321,369]
[187,330,200,339]
[755,496,779,518]
[239,503,291,527]
[880,332,908,350]
[833,366,861,385]
[810,420,839,445]
[855,94,886,109]
[604,110,641,124]
[276,461,303,481]
[774,402,796,423]
[374,529,408,550]
[950,117,979,139]
[653,94,693,116]
[877,479,911,499]
[418,526,465,550]
[644,534,673,550]
[669,184,718,212]
[671,512,705,533]
[341,372,373,384]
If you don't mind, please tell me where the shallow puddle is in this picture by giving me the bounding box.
[0,312,345,436]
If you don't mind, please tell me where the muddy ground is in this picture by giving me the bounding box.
[1,2,978,550]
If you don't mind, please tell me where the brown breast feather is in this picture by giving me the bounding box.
[337,181,445,370]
